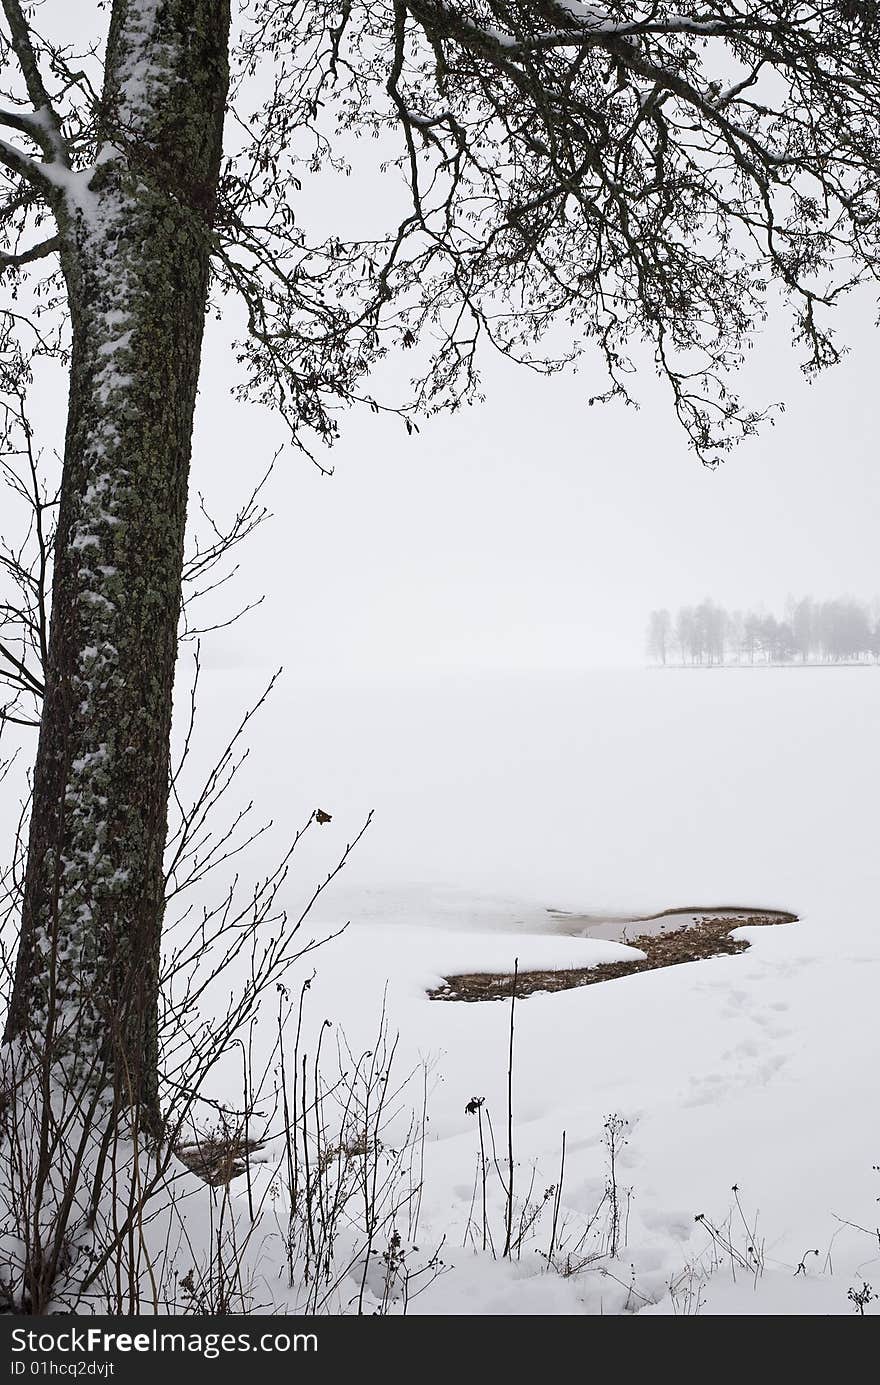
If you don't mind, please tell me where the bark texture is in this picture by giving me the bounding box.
[4,0,231,1114]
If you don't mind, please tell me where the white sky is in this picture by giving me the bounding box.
[191,285,879,681]
[21,2,880,686]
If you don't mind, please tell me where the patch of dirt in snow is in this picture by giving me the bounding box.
[175,1133,265,1186]
[428,907,797,1002]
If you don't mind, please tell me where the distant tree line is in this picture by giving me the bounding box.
[647,599,880,666]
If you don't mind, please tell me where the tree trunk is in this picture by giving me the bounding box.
[4,0,231,1117]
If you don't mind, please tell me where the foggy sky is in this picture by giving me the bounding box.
[26,3,880,687]
[186,290,879,682]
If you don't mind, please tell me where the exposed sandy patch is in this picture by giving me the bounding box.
[428,908,797,1002]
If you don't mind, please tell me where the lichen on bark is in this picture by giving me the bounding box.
[4,0,232,1117]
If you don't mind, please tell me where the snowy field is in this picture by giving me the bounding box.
[179,663,880,1315]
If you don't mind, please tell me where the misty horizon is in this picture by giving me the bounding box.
[646,595,880,667]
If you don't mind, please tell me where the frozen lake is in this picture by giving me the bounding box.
[4,664,876,936]
[214,663,880,934]
[181,661,880,1314]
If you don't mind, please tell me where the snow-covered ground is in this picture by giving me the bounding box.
[6,665,875,1314]
[184,664,879,1315]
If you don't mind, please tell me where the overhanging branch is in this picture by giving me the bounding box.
[0,234,59,270]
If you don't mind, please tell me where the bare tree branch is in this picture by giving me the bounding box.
[0,231,57,268]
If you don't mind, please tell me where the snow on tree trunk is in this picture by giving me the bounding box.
[4,0,231,1115]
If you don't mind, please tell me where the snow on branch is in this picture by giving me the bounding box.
[0,0,68,163]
